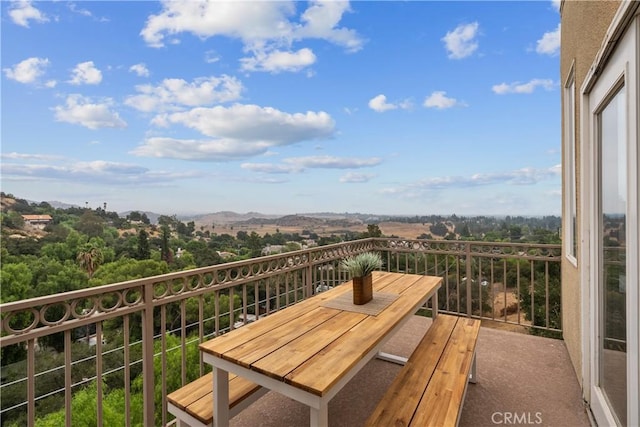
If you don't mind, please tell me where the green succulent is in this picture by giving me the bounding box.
[340,252,382,277]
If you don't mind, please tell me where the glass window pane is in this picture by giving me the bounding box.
[598,84,627,426]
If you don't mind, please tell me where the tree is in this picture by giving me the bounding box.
[74,211,105,238]
[76,244,104,278]
[0,211,25,229]
[0,263,33,303]
[126,211,150,225]
[30,381,144,427]
[430,222,448,237]
[137,229,151,260]
[160,225,173,264]
[365,224,382,238]
[89,259,169,287]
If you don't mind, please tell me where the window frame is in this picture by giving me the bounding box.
[564,66,578,266]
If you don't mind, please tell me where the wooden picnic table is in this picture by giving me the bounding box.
[199,271,442,427]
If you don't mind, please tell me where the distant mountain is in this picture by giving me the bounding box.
[119,211,164,225]
[43,200,81,209]
[234,214,364,228]
[189,211,282,225]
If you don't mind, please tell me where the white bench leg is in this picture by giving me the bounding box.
[468,353,477,384]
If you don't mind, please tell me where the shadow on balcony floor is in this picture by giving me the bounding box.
[229,315,590,427]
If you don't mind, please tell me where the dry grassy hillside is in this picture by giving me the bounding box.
[195,217,443,240]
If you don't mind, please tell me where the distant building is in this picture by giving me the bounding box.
[21,214,52,229]
[217,251,236,260]
[261,244,286,256]
[233,314,257,329]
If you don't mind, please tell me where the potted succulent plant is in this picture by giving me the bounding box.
[340,252,382,305]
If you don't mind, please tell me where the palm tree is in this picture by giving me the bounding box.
[77,244,104,278]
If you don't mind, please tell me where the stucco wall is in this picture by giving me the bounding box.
[559,0,621,386]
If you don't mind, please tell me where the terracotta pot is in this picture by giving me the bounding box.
[352,273,373,305]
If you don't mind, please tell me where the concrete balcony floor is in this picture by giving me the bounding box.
[229,316,591,427]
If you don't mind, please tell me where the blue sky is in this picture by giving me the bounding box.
[1,0,562,216]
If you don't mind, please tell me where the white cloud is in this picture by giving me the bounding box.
[368,94,396,112]
[424,91,466,109]
[492,78,555,94]
[241,163,300,174]
[69,61,102,85]
[1,152,63,161]
[551,0,561,13]
[284,155,381,169]
[368,94,411,113]
[294,1,364,53]
[204,50,220,64]
[240,48,317,73]
[340,172,376,183]
[381,165,560,196]
[1,159,200,185]
[129,63,150,77]
[536,24,560,56]
[133,104,335,161]
[158,104,334,141]
[125,75,243,112]
[68,3,92,17]
[140,1,295,48]
[242,156,381,174]
[442,22,479,59]
[53,94,127,130]
[140,1,363,72]
[3,57,50,84]
[9,0,48,27]
[131,137,271,161]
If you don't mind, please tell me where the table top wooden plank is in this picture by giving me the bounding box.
[284,276,441,395]
[222,307,341,368]
[251,311,368,380]
[200,284,350,356]
[377,273,440,295]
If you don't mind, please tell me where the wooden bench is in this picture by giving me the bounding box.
[365,314,481,427]
[167,372,266,427]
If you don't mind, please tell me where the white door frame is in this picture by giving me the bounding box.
[580,7,639,427]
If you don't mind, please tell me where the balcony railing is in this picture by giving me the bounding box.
[0,238,561,426]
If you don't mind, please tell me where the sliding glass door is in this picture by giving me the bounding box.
[586,14,638,427]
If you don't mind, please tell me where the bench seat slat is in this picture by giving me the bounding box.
[167,372,261,425]
[365,314,480,427]
[412,317,481,427]
[365,314,458,426]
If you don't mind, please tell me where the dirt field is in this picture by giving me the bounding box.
[489,282,530,326]
[206,221,434,240]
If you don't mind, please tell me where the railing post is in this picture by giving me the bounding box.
[466,242,472,317]
[142,282,155,426]
[305,253,313,298]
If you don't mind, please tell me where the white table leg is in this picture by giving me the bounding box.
[310,400,328,427]
[213,367,229,427]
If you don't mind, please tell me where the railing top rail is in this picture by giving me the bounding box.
[373,238,561,260]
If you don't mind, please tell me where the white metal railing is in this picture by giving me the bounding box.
[0,238,561,426]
